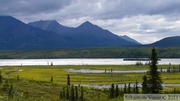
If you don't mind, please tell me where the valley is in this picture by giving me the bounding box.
[0,65,180,101]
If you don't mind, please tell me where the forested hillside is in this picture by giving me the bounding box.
[0,47,180,59]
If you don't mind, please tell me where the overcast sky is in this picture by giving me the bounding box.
[1,0,180,44]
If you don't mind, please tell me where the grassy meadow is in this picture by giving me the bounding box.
[0,65,180,101]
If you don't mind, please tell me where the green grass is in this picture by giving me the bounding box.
[0,65,180,100]
[1,65,147,84]
[1,65,180,84]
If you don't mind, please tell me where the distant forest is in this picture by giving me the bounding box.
[0,47,180,59]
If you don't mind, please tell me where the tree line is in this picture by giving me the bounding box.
[108,48,164,99]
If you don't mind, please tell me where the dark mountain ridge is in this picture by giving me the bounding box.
[29,20,141,47]
[0,16,68,49]
[29,20,140,44]
[148,36,180,46]
[28,20,74,34]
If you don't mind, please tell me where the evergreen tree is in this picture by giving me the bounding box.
[59,90,63,99]
[71,85,75,101]
[124,83,127,94]
[51,62,53,66]
[142,75,148,93]
[110,83,114,98]
[0,70,2,84]
[8,85,13,98]
[80,86,84,101]
[51,75,53,83]
[135,80,139,94]
[115,85,119,97]
[66,87,69,100]
[62,87,65,98]
[75,86,78,100]
[67,74,70,86]
[168,63,171,73]
[169,66,171,73]
[147,48,163,93]
[127,83,131,93]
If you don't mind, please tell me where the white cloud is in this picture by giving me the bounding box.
[90,15,180,44]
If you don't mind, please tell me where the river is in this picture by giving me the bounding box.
[77,83,180,89]
[0,58,179,66]
[65,69,167,73]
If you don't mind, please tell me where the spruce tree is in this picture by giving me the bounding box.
[71,85,75,101]
[124,83,127,94]
[115,85,119,97]
[62,87,65,98]
[80,86,84,101]
[51,62,53,66]
[66,87,69,100]
[110,83,114,98]
[59,90,63,99]
[142,75,148,94]
[8,85,13,98]
[147,48,163,93]
[127,83,131,93]
[51,75,53,83]
[135,80,139,94]
[0,70,2,84]
[75,86,78,100]
[67,74,70,86]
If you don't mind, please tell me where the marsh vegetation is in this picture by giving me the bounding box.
[0,64,180,101]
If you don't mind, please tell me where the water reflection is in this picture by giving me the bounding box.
[76,83,180,89]
[65,69,167,73]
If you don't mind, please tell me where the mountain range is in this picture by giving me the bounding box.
[28,20,140,46]
[0,16,180,50]
[0,16,68,49]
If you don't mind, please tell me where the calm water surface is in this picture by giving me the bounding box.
[77,83,180,89]
[65,69,167,73]
[0,58,179,66]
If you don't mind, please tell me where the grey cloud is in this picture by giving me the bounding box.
[97,0,180,19]
[48,0,180,20]
[0,0,72,15]
[1,0,180,20]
